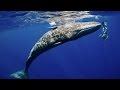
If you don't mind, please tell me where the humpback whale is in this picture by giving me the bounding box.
[10,21,102,79]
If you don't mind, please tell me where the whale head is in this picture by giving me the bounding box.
[70,21,102,40]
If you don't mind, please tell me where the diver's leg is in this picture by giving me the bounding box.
[99,18,109,40]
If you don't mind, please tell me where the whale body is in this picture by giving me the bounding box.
[10,21,101,79]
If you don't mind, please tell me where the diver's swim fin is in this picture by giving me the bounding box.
[10,70,29,79]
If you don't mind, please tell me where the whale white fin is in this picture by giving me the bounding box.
[48,26,57,30]
[10,70,29,79]
[54,42,62,45]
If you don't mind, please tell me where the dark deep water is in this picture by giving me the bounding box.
[0,11,120,79]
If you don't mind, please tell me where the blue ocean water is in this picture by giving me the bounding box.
[0,11,120,79]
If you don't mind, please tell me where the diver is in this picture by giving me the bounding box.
[99,21,109,40]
